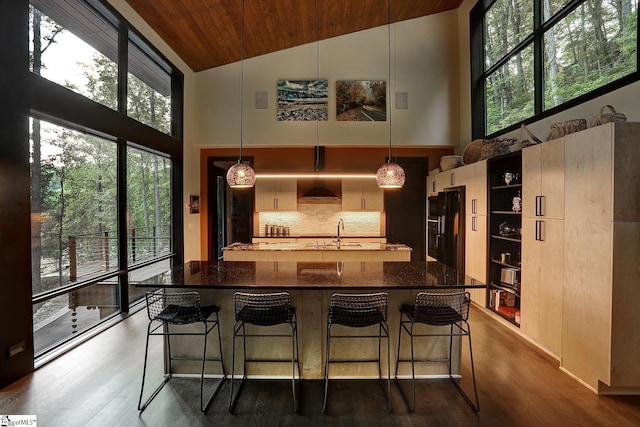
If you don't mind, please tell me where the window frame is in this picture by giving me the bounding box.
[471,0,640,139]
[25,0,184,359]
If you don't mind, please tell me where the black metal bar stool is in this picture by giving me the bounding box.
[138,290,226,412]
[322,292,391,413]
[395,291,479,412]
[228,291,300,413]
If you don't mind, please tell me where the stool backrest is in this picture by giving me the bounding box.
[233,292,293,325]
[414,292,471,325]
[329,292,388,323]
[145,290,204,324]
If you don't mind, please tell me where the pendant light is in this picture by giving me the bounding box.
[376,0,405,189]
[226,0,256,188]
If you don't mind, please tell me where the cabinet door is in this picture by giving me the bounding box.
[539,218,563,355]
[465,214,487,305]
[540,138,564,220]
[465,161,488,216]
[520,217,542,341]
[255,179,297,211]
[475,161,488,216]
[342,179,383,211]
[523,139,564,220]
[522,145,542,219]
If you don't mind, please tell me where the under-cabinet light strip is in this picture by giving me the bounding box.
[255,173,376,179]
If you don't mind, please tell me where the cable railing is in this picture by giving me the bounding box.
[63,226,171,281]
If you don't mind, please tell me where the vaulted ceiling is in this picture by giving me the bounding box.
[124,0,463,72]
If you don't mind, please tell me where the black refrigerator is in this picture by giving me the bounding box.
[427,187,465,270]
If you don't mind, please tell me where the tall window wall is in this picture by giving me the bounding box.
[471,0,639,137]
[28,0,182,358]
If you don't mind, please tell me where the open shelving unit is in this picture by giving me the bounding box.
[487,152,522,326]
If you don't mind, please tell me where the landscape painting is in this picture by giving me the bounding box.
[277,79,328,121]
[336,80,386,121]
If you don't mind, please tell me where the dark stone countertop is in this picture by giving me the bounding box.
[136,260,485,290]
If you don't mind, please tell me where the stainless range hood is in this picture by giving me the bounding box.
[299,147,340,200]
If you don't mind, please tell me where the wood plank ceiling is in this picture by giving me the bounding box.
[124,0,463,72]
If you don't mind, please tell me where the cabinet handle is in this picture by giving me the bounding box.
[472,216,477,232]
[535,220,545,241]
[535,220,539,240]
[472,198,477,214]
[362,198,365,210]
[450,172,455,186]
[432,181,436,193]
[535,196,540,216]
[539,195,545,217]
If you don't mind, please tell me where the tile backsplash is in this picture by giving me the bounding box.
[258,204,381,236]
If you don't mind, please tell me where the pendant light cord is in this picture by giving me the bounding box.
[387,0,392,164]
[239,0,245,162]
[315,0,320,172]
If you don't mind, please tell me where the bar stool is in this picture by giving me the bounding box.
[322,292,391,413]
[228,292,300,413]
[138,290,226,412]
[395,291,479,412]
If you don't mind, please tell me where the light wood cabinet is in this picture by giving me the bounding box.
[341,179,384,211]
[254,179,297,211]
[520,217,563,356]
[463,160,487,216]
[563,122,640,393]
[520,138,564,356]
[427,167,465,195]
[522,138,564,219]
[465,213,487,305]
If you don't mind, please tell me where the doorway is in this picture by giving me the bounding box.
[384,157,428,261]
[207,157,254,260]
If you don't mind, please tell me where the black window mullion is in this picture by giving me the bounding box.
[533,0,544,115]
[117,23,129,312]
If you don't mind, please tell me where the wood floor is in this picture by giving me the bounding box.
[2,305,640,426]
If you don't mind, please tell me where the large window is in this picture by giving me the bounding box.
[27,0,183,359]
[472,0,639,137]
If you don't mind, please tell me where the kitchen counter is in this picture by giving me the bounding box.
[137,260,484,290]
[136,260,484,380]
[222,242,412,261]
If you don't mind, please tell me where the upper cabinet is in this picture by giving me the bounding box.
[427,167,466,195]
[522,138,565,220]
[463,161,488,216]
[254,179,297,211]
[341,179,384,211]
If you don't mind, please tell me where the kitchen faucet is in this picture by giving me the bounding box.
[335,218,344,249]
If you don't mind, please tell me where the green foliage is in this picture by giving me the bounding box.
[483,0,638,134]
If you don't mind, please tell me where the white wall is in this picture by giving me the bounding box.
[194,12,461,149]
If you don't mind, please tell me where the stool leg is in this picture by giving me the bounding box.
[322,322,331,413]
[291,319,299,412]
[200,320,208,411]
[410,323,416,412]
[384,322,391,412]
[466,323,480,411]
[394,316,403,378]
[229,322,239,412]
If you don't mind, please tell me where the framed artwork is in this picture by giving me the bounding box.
[277,79,328,121]
[189,195,200,214]
[336,80,386,121]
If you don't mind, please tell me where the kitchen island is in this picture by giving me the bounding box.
[137,260,484,379]
[222,241,412,262]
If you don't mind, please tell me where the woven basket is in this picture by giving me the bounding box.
[550,119,587,139]
[480,137,517,160]
[590,105,627,127]
[462,139,484,164]
[478,125,541,160]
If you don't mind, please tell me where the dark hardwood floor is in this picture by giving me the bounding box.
[2,305,640,426]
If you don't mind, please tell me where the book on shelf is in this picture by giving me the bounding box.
[497,305,519,319]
